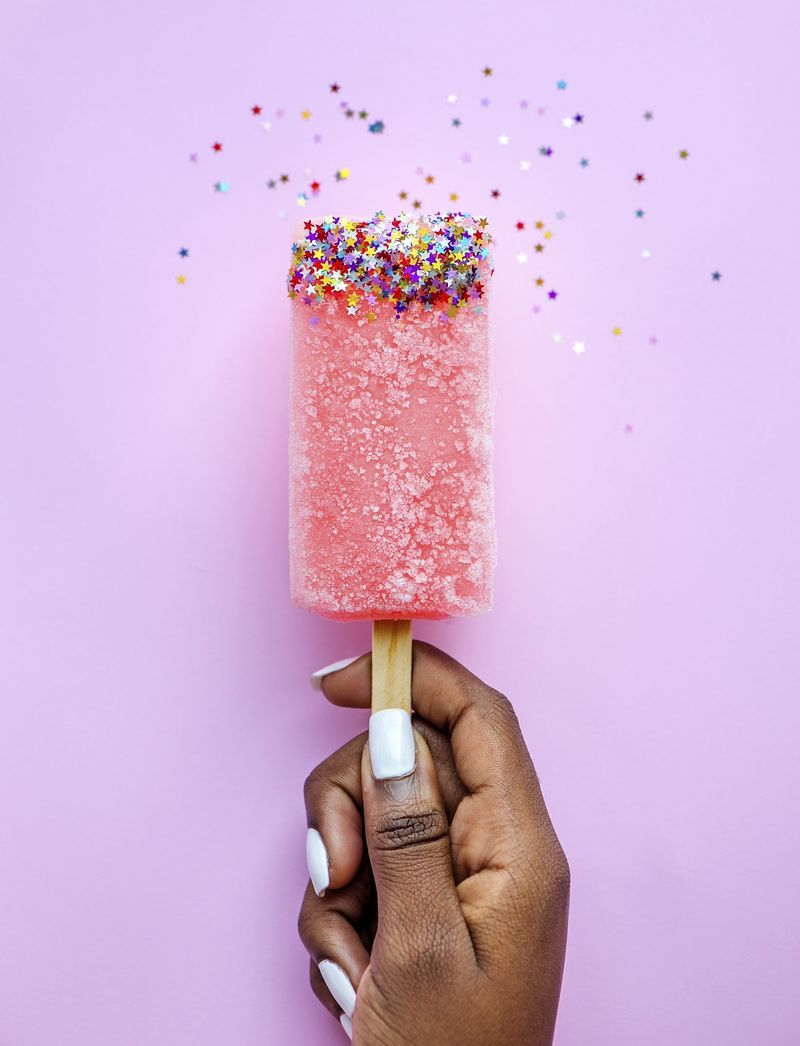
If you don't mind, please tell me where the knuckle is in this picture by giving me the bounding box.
[372,807,448,852]
[296,897,316,947]
[483,688,521,735]
[302,767,322,806]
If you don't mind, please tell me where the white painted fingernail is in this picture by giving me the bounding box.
[318,960,356,1018]
[311,657,360,691]
[340,1013,353,1039]
[369,709,416,780]
[306,828,330,897]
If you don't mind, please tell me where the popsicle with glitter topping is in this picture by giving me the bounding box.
[288,212,495,777]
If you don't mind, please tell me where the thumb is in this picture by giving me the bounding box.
[361,723,473,965]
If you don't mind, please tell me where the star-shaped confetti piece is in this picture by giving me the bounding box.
[176,274,187,285]
[482,66,493,76]
[572,340,586,354]
[679,149,690,159]
[556,79,568,90]
[178,247,189,258]
[612,326,622,336]
[213,180,229,193]
[212,142,222,152]
[711,271,722,281]
[251,105,262,115]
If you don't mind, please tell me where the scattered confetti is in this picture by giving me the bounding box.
[176,274,186,285]
[624,424,634,433]
[182,74,718,373]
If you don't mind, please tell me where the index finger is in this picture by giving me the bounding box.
[317,642,539,801]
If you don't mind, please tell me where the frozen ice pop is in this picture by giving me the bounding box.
[288,212,494,742]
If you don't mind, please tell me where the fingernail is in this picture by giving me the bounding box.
[306,828,330,897]
[340,1013,353,1040]
[318,959,356,1018]
[311,657,360,691]
[369,708,416,780]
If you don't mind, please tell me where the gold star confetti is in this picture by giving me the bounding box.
[301,109,312,119]
[449,192,459,202]
[176,274,186,285]
[482,66,493,76]
[679,149,689,159]
[612,326,623,336]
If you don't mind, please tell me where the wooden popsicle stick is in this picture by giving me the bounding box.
[371,620,412,714]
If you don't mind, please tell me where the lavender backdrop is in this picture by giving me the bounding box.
[2,1,798,1044]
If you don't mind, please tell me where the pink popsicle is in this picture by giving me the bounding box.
[288,212,495,622]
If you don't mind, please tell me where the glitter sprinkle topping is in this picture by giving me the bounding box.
[287,211,492,317]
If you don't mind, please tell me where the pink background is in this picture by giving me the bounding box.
[2,1,798,1044]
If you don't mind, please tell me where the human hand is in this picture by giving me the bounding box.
[299,642,569,1045]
